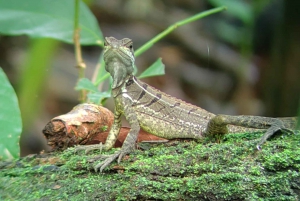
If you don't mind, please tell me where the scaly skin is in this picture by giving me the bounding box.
[75,37,297,172]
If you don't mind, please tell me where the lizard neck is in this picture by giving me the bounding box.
[111,74,133,97]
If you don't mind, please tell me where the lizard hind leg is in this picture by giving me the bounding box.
[205,114,295,149]
[256,122,294,150]
[204,115,229,142]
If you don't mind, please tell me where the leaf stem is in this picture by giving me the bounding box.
[135,6,226,57]
[73,0,86,102]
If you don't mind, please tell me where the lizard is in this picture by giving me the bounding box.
[75,36,298,172]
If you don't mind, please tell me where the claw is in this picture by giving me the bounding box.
[93,152,121,172]
[91,149,131,172]
[73,143,129,172]
[256,145,261,151]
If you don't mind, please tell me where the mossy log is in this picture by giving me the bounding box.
[1,131,299,200]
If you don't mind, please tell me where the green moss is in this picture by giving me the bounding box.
[101,125,108,131]
[0,131,299,200]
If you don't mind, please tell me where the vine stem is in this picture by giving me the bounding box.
[73,0,86,102]
[135,6,227,57]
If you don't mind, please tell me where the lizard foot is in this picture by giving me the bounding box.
[74,144,130,172]
[257,123,295,150]
[89,150,128,172]
[74,143,105,154]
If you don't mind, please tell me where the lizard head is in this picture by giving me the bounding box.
[103,37,135,89]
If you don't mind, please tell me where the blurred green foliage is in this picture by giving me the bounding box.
[0,0,225,158]
[18,38,59,129]
[0,0,102,44]
[0,68,22,159]
[0,0,102,158]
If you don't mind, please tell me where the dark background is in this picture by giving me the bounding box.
[0,0,299,156]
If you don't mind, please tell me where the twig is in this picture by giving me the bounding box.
[73,0,86,102]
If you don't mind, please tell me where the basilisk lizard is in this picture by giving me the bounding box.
[76,37,297,172]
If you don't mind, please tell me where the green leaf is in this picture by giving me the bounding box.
[75,78,98,92]
[94,56,110,86]
[88,91,111,104]
[138,58,165,79]
[0,0,103,45]
[0,67,22,159]
[208,0,253,24]
[18,38,59,130]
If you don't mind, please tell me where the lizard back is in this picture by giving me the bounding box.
[118,75,215,139]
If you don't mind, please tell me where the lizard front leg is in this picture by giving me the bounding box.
[74,108,121,154]
[205,115,295,149]
[93,97,140,172]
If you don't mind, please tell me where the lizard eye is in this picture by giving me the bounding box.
[129,45,133,49]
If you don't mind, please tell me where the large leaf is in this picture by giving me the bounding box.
[0,68,22,159]
[0,0,102,45]
[138,58,165,79]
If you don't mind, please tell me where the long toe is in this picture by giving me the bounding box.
[93,152,120,172]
